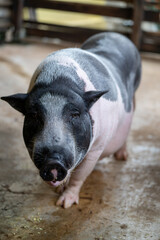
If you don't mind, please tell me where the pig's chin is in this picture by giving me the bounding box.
[46,179,64,187]
[48,173,70,188]
[46,169,72,188]
[50,180,63,187]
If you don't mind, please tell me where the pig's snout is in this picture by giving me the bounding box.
[34,146,74,183]
[51,169,58,181]
[40,160,67,182]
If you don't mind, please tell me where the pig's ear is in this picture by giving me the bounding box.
[83,90,108,109]
[1,93,28,114]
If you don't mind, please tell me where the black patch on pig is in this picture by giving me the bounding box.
[1,94,28,114]
[81,32,141,112]
[23,97,46,157]
[62,101,92,161]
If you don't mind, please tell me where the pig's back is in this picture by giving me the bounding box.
[81,32,141,112]
[29,32,141,113]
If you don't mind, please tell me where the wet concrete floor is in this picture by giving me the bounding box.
[0,42,160,240]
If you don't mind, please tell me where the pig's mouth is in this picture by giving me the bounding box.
[39,161,68,184]
[49,180,62,187]
[49,169,61,187]
[42,168,70,187]
[50,169,71,187]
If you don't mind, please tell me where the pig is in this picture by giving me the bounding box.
[1,32,141,208]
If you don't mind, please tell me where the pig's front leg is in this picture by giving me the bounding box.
[56,150,102,208]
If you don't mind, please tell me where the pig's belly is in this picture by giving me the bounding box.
[100,106,134,159]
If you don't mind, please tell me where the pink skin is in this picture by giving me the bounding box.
[47,169,69,187]
[54,66,134,208]
[55,99,133,208]
[51,169,57,179]
[29,55,134,208]
[49,180,62,187]
[50,169,60,187]
[114,143,128,161]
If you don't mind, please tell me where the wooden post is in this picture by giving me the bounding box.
[13,0,24,41]
[0,0,12,42]
[132,0,144,49]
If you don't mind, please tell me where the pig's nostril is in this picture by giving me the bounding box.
[51,169,58,181]
[40,168,53,181]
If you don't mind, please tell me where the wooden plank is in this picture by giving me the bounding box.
[23,21,102,33]
[144,1,160,7]
[106,0,133,2]
[0,24,11,29]
[23,20,130,35]
[144,10,160,23]
[25,25,130,43]
[143,38,160,45]
[141,29,160,53]
[0,19,11,28]
[24,0,133,19]
[143,31,160,38]
[0,0,12,7]
[143,31,160,45]
[141,43,160,53]
[92,0,133,2]
[131,0,144,48]
[26,27,97,43]
[0,8,12,18]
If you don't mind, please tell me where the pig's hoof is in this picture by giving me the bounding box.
[114,146,128,161]
[56,189,79,208]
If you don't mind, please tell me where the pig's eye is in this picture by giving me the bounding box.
[71,112,80,119]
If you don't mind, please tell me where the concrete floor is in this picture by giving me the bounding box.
[0,42,160,240]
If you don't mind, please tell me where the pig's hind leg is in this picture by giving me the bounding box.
[114,143,128,161]
[114,96,136,161]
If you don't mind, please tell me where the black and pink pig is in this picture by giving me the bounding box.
[1,32,141,208]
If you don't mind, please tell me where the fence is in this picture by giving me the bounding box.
[12,0,160,53]
[0,0,13,42]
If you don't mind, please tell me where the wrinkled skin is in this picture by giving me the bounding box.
[1,32,141,208]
